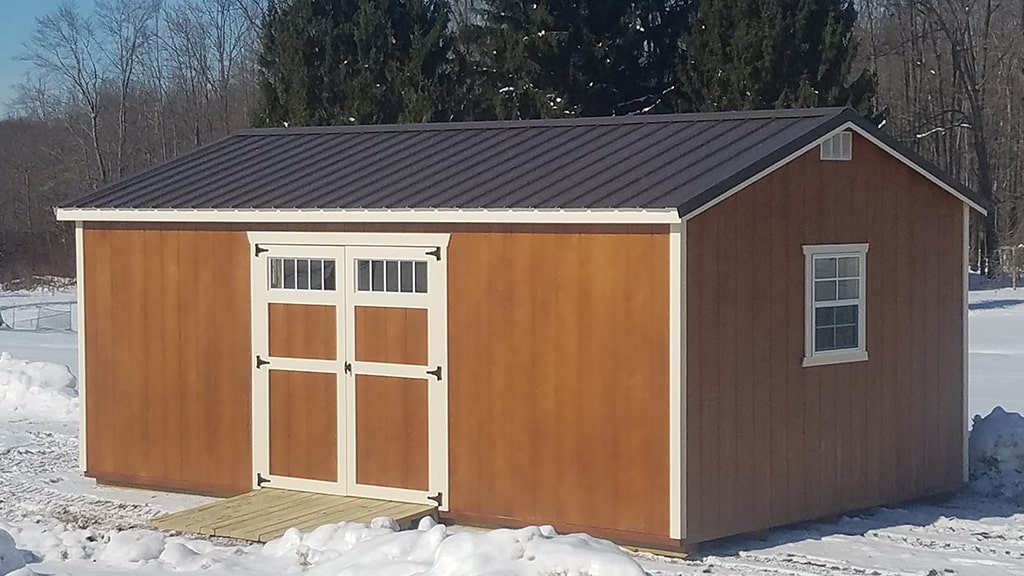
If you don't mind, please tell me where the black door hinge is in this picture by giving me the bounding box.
[427,492,443,507]
[426,366,443,381]
[257,472,271,487]
[256,355,270,369]
[344,361,353,374]
[254,244,269,257]
[425,247,441,261]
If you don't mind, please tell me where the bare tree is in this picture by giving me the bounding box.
[20,2,108,182]
[96,0,163,177]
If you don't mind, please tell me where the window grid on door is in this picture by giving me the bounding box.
[355,259,427,293]
[269,257,337,291]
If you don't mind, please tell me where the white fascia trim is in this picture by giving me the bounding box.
[247,231,451,248]
[56,207,682,225]
[668,222,683,540]
[75,222,87,472]
[683,121,987,221]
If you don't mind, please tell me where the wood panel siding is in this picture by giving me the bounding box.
[443,225,671,539]
[354,307,428,365]
[83,222,671,542]
[268,304,337,360]
[685,134,966,543]
[354,375,429,490]
[269,370,338,482]
[83,226,253,495]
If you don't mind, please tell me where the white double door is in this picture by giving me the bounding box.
[250,240,448,507]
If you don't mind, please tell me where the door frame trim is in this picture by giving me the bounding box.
[248,231,451,248]
[247,231,450,510]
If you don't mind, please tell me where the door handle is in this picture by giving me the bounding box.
[426,366,442,381]
[256,355,270,369]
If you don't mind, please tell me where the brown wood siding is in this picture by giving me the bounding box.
[355,375,429,490]
[685,134,965,543]
[354,307,428,365]
[83,226,252,496]
[269,370,338,482]
[444,226,670,539]
[83,222,670,540]
[268,303,337,360]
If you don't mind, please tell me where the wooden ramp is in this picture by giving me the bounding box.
[149,489,437,542]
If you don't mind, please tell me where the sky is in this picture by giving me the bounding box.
[0,0,98,114]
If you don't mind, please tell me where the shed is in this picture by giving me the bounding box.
[56,107,987,549]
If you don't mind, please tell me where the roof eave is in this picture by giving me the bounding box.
[54,207,683,225]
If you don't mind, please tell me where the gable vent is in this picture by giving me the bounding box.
[820,131,853,161]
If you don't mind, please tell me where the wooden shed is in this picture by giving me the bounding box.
[56,107,987,549]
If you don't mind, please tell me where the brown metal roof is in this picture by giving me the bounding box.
[62,107,987,214]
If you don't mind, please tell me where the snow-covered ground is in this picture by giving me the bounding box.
[0,284,1022,575]
[0,286,77,371]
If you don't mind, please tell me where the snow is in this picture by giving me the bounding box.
[0,519,644,576]
[969,407,1024,504]
[0,285,77,373]
[0,282,1024,575]
[0,353,78,419]
[970,287,1024,416]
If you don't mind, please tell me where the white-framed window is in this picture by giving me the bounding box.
[803,244,868,367]
[820,131,853,161]
[269,257,337,291]
[355,258,428,294]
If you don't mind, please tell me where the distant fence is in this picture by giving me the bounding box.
[0,302,78,332]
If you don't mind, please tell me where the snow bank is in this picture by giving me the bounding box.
[1,517,643,576]
[969,406,1024,504]
[272,517,644,576]
[0,353,78,420]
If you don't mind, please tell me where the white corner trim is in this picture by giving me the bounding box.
[962,204,970,483]
[56,207,682,225]
[75,222,87,472]
[247,231,451,248]
[668,223,683,540]
[684,121,986,221]
[802,243,870,368]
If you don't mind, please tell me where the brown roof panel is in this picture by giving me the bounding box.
[62,107,988,214]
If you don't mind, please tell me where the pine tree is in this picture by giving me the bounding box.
[469,0,689,119]
[681,0,876,114]
[256,0,467,126]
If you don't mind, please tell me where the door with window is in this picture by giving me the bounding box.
[342,247,446,503]
[251,238,447,506]
[252,245,346,494]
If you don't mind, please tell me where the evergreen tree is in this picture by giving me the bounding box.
[256,0,467,126]
[681,0,876,114]
[469,1,689,119]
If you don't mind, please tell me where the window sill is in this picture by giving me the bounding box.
[802,350,869,368]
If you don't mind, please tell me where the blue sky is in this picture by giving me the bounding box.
[0,0,98,113]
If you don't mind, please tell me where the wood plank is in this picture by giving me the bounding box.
[355,375,429,490]
[269,303,337,360]
[354,306,428,365]
[149,490,436,543]
[269,371,338,482]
